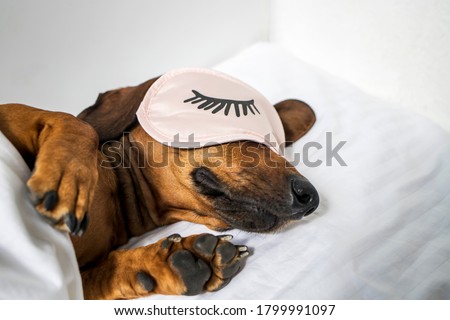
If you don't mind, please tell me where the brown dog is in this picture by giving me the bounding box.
[0,75,318,299]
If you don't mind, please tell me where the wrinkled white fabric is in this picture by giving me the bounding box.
[0,132,83,299]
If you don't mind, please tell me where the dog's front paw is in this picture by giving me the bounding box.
[26,119,99,235]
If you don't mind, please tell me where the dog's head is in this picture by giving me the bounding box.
[79,74,319,232]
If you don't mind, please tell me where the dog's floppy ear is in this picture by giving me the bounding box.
[78,77,159,142]
[274,99,316,146]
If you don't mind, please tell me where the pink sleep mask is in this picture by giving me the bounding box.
[136,68,285,154]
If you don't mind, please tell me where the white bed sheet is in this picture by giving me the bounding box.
[0,43,449,299]
[0,132,83,299]
[131,43,450,300]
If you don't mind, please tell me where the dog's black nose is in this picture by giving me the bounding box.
[291,176,319,217]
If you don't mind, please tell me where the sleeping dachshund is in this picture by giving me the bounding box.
[0,68,319,299]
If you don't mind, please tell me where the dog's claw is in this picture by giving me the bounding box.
[63,213,77,233]
[75,213,90,236]
[43,191,58,211]
[168,234,182,242]
[239,251,250,258]
[236,245,249,258]
[63,212,89,236]
[219,234,233,241]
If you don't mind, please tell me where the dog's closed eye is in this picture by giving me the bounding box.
[192,167,224,197]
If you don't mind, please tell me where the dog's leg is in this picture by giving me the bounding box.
[0,104,99,234]
[81,233,249,299]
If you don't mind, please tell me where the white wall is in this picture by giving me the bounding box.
[270,0,450,130]
[0,0,269,115]
[3,0,449,130]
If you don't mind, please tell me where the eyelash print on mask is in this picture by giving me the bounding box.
[183,90,260,117]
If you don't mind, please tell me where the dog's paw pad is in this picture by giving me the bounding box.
[169,250,211,296]
[136,271,156,292]
[221,257,244,279]
[216,241,237,264]
[201,236,249,292]
[211,277,232,292]
[193,233,219,258]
